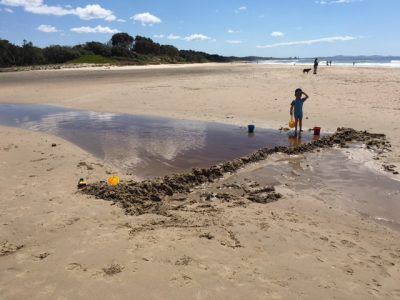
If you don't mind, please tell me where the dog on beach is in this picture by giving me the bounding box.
[303,68,312,74]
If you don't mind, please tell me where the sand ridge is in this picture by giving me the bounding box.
[81,128,394,216]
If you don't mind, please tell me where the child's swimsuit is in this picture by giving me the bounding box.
[291,99,304,119]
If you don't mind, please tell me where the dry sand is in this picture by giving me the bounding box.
[1,64,400,299]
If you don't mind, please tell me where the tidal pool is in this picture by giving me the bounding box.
[235,147,400,229]
[0,104,318,177]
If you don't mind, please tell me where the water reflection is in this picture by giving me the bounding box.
[23,109,207,171]
[0,104,319,178]
[288,135,302,148]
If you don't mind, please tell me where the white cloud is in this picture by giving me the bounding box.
[131,12,161,26]
[0,0,117,21]
[4,7,13,12]
[235,6,247,13]
[226,40,242,44]
[74,4,116,21]
[25,4,71,16]
[153,34,165,38]
[228,29,241,34]
[163,33,210,42]
[257,36,359,48]
[271,31,284,37]
[184,34,210,41]
[0,0,42,6]
[70,25,119,34]
[37,24,58,33]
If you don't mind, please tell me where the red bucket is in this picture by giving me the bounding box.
[313,127,321,135]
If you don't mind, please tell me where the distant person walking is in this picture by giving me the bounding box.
[329,60,332,66]
[290,88,309,136]
[313,58,319,74]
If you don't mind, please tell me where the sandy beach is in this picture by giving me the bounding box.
[1,63,400,299]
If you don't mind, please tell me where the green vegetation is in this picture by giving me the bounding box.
[68,55,117,64]
[0,32,243,68]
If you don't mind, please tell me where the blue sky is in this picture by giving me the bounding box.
[0,0,399,57]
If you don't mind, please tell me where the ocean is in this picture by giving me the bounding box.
[256,57,400,68]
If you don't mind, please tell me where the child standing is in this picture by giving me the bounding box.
[290,88,309,135]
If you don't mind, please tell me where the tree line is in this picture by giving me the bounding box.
[0,32,233,67]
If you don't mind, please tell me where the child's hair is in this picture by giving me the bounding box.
[295,88,302,96]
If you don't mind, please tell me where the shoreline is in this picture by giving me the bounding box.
[1,60,400,73]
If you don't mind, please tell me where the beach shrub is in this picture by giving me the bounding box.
[111,33,134,51]
[0,39,20,67]
[134,36,161,55]
[160,44,179,57]
[43,45,80,64]
[0,32,239,68]
[84,42,112,57]
[20,40,45,65]
[111,46,132,57]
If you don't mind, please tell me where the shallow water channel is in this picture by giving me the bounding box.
[237,148,400,230]
[0,104,318,177]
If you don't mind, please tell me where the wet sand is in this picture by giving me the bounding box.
[1,64,400,299]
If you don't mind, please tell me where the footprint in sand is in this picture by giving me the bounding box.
[370,255,395,267]
[367,255,394,277]
[67,262,88,273]
[175,255,192,266]
[219,229,242,248]
[65,217,80,226]
[389,252,400,260]
[169,273,193,287]
[33,252,50,260]
[320,236,329,242]
[341,239,357,248]
[1,144,16,152]
[258,222,270,230]
[341,265,354,275]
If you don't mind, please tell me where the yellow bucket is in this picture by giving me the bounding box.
[289,116,295,128]
[107,176,120,186]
